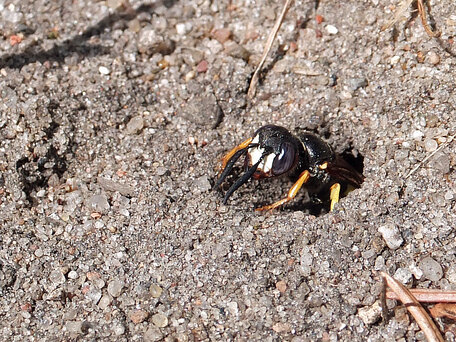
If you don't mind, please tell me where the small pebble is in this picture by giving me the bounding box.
[125,116,144,135]
[226,301,239,316]
[445,191,454,200]
[85,287,102,304]
[393,267,413,285]
[193,176,211,193]
[447,265,456,284]
[98,294,112,310]
[128,18,141,33]
[390,56,400,64]
[374,256,385,270]
[89,194,110,213]
[276,280,287,293]
[176,23,191,35]
[65,321,82,334]
[300,246,313,276]
[224,41,251,61]
[149,284,163,298]
[144,326,163,342]
[130,309,149,324]
[97,177,135,196]
[137,26,174,55]
[99,66,110,75]
[151,313,168,328]
[347,77,368,91]
[272,322,291,333]
[196,60,208,73]
[67,270,78,279]
[212,28,231,43]
[427,50,440,65]
[113,324,125,336]
[378,223,403,250]
[430,152,450,174]
[106,0,123,9]
[49,269,65,285]
[59,212,69,222]
[185,70,196,82]
[411,130,423,141]
[107,279,124,297]
[358,301,382,325]
[410,264,424,279]
[86,272,101,281]
[325,25,338,34]
[424,138,438,152]
[156,166,169,176]
[418,256,443,281]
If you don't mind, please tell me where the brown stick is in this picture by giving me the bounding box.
[380,272,444,342]
[386,289,456,303]
[417,0,440,37]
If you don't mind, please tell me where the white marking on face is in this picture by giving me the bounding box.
[248,146,264,164]
[247,134,277,173]
[248,135,263,164]
[277,147,285,161]
[261,153,275,173]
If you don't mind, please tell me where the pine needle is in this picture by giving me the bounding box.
[247,0,294,99]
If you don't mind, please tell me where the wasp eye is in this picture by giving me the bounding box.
[272,142,296,175]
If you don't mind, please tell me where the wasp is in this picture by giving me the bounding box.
[215,125,364,211]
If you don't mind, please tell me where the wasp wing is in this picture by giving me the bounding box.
[326,155,364,188]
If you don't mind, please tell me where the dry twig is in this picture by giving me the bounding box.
[381,0,414,31]
[381,0,440,38]
[430,303,456,321]
[380,272,444,342]
[386,289,456,303]
[247,0,294,99]
[405,134,455,179]
[416,0,440,37]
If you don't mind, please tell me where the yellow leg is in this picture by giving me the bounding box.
[330,183,341,211]
[256,170,310,212]
[218,137,253,172]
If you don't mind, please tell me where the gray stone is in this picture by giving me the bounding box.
[65,321,82,334]
[88,194,110,213]
[300,247,313,276]
[378,223,403,250]
[97,177,135,196]
[144,325,163,342]
[151,313,168,328]
[149,284,163,298]
[393,267,412,285]
[98,294,112,310]
[429,152,450,174]
[192,176,211,194]
[418,256,443,282]
[224,41,251,61]
[180,93,223,128]
[107,279,124,297]
[347,77,368,91]
[85,287,102,304]
[49,269,65,285]
[125,116,144,135]
[137,26,175,55]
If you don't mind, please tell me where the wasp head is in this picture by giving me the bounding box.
[215,125,301,204]
[246,125,300,179]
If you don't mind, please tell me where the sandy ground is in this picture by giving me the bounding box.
[1,0,456,340]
